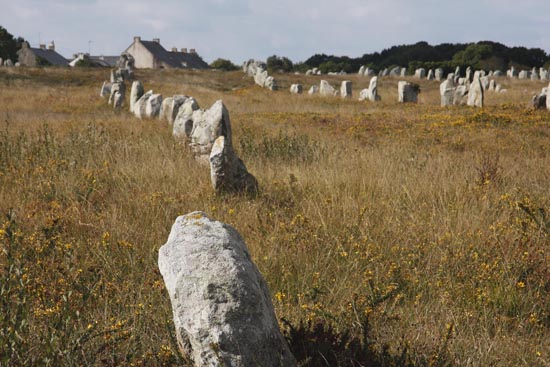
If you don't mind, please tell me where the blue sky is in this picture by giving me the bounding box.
[1,0,549,63]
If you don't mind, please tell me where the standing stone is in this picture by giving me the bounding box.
[358,66,366,75]
[454,66,461,77]
[480,76,490,90]
[100,81,111,98]
[308,85,319,95]
[493,70,504,77]
[210,136,258,194]
[319,80,336,96]
[389,67,402,77]
[398,81,419,103]
[359,76,380,102]
[158,212,296,367]
[454,86,468,105]
[188,100,232,163]
[435,68,444,81]
[145,94,163,118]
[133,90,152,119]
[112,83,125,110]
[447,73,455,81]
[172,97,200,139]
[427,69,434,80]
[466,67,472,82]
[518,70,530,80]
[110,69,116,83]
[400,68,407,77]
[4,59,13,67]
[489,80,496,92]
[340,81,352,98]
[467,77,484,107]
[242,59,266,77]
[364,68,375,77]
[414,68,426,79]
[541,69,549,81]
[440,79,456,107]
[495,84,502,93]
[130,81,144,113]
[290,84,302,94]
[531,68,539,81]
[159,97,174,123]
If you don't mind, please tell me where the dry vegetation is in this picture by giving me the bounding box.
[1,67,549,366]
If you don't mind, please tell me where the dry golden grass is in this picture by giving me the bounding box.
[1,67,550,366]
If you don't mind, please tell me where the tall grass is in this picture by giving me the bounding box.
[1,67,549,366]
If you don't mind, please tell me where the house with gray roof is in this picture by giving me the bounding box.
[123,36,208,69]
[17,41,68,67]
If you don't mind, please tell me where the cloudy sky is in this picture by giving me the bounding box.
[1,0,549,63]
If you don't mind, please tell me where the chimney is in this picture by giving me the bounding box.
[153,38,160,44]
[171,47,177,52]
[189,48,196,54]
[48,41,55,51]
[134,36,141,42]
[39,44,46,50]
[181,48,187,54]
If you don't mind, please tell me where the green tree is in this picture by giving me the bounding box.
[0,26,22,62]
[266,55,293,73]
[210,58,239,71]
[452,44,493,68]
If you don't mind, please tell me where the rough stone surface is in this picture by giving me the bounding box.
[134,90,152,119]
[518,70,529,80]
[319,80,336,96]
[454,86,468,105]
[308,85,319,95]
[414,68,426,79]
[531,94,547,109]
[340,81,352,98]
[188,100,232,162]
[467,77,484,107]
[159,97,174,123]
[243,59,266,77]
[427,69,434,80]
[359,76,380,102]
[172,97,200,139]
[480,76,490,90]
[489,80,496,92]
[145,94,163,118]
[358,66,365,75]
[493,70,504,77]
[398,81,418,103]
[100,81,111,98]
[389,67,402,77]
[210,136,258,194]
[435,68,444,81]
[130,81,144,113]
[440,79,456,107]
[111,82,125,110]
[290,84,303,94]
[158,212,296,367]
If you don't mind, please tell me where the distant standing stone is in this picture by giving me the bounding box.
[158,212,296,367]
[435,68,444,81]
[308,85,319,95]
[414,68,426,79]
[130,81,144,113]
[440,79,456,107]
[340,80,352,98]
[145,94,163,118]
[319,80,337,96]
[172,97,200,140]
[467,77,484,107]
[290,84,303,94]
[398,81,419,103]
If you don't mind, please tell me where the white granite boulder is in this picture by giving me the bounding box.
[172,97,201,140]
[414,68,426,79]
[290,84,303,94]
[359,76,380,102]
[398,81,419,103]
[188,100,232,163]
[440,79,456,107]
[308,85,319,95]
[134,90,152,119]
[145,94,163,118]
[130,81,144,113]
[435,68,444,81]
[210,136,258,194]
[159,95,188,125]
[158,212,295,367]
[111,82,125,110]
[243,59,266,77]
[467,77,484,108]
[340,81,352,98]
[319,80,336,96]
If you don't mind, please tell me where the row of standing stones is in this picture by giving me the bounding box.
[100,71,258,195]
[100,71,294,366]
[243,60,550,110]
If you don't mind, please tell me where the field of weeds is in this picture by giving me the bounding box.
[1,67,549,366]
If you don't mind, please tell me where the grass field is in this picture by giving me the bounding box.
[1,67,549,366]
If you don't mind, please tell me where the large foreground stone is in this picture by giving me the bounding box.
[159,212,296,367]
[210,136,258,194]
[172,97,200,139]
